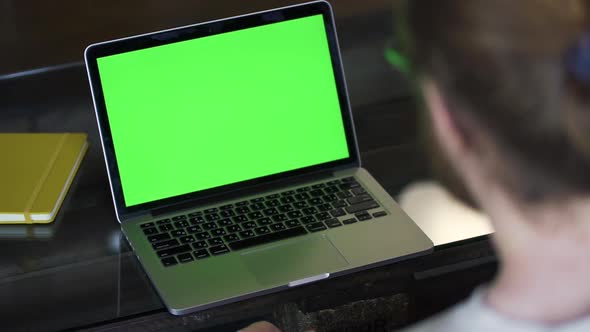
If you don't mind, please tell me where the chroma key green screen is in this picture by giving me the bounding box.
[97,14,350,207]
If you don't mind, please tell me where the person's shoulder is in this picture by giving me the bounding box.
[400,287,510,332]
[400,301,474,332]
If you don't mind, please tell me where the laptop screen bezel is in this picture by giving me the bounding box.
[85,1,360,219]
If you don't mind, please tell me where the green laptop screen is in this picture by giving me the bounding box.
[97,14,349,207]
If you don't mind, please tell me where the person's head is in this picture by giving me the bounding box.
[398,0,590,209]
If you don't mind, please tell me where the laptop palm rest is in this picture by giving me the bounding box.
[240,235,348,286]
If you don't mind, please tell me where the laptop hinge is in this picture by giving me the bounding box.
[151,170,336,217]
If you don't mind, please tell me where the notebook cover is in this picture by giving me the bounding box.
[0,133,88,224]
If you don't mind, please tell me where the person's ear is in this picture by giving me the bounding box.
[422,79,467,159]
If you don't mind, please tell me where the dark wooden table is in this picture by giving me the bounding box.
[0,3,496,331]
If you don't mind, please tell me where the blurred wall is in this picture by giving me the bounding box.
[0,0,393,75]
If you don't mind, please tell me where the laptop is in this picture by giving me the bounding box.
[85,0,433,315]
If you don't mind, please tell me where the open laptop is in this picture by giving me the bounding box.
[85,0,433,315]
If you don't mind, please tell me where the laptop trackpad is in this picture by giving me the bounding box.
[240,235,348,286]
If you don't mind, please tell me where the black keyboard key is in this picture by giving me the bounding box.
[332,200,348,208]
[224,234,240,242]
[219,210,235,218]
[250,202,265,211]
[235,206,250,214]
[161,257,178,267]
[227,224,242,233]
[323,194,338,203]
[235,200,249,207]
[301,216,316,224]
[325,218,342,228]
[229,227,307,251]
[156,218,171,225]
[255,226,271,235]
[270,223,286,231]
[302,207,318,215]
[239,230,255,238]
[265,199,280,207]
[266,193,280,200]
[204,207,218,214]
[351,187,367,195]
[171,229,187,237]
[278,204,294,213]
[157,244,191,258]
[330,209,346,217]
[356,212,373,221]
[324,186,340,194]
[172,215,187,221]
[340,182,360,190]
[243,221,257,229]
[233,215,248,223]
[194,249,210,259]
[195,232,211,240]
[280,196,296,204]
[306,222,327,232]
[153,239,179,250]
[211,229,227,237]
[192,241,208,249]
[341,176,356,183]
[295,193,310,201]
[342,218,357,225]
[287,211,303,219]
[318,204,332,212]
[312,183,326,189]
[310,189,324,197]
[189,216,205,225]
[210,244,230,255]
[262,208,278,216]
[293,201,309,209]
[217,218,233,227]
[174,220,189,228]
[208,237,224,246]
[337,191,353,199]
[308,198,324,206]
[148,233,171,243]
[282,190,295,196]
[272,214,288,222]
[347,195,373,205]
[205,213,221,221]
[203,222,218,230]
[141,222,155,228]
[251,197,265,203]
[248,211,264,219]
[178,253,194,263]
[159,224,173,232]
[187,225,202,234]
[285,219,301,228]
[220,204,234,210]
[188,211,202,217]
[373,211,387,218]
[317,212,331,221]
[179,235,196,244]
[257,217,273,226]
[345,200,379,214]
[143,227,158,235]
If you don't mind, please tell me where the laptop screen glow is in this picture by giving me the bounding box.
[97,14,349,207]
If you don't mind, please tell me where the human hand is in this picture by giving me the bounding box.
[238,321,282,332]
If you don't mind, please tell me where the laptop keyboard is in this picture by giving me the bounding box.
[139,177,388,267]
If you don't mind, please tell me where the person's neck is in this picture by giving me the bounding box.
[483,194,590,324]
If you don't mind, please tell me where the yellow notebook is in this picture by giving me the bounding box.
[0,133,88,224]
